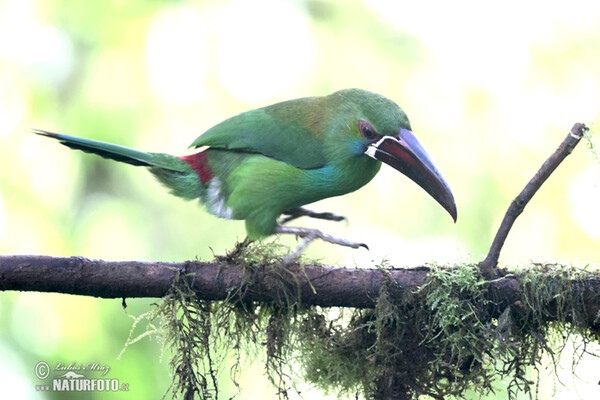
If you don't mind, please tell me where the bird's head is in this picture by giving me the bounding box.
[336,89,457,222]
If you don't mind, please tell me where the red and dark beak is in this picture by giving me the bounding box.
[365,128,457,222]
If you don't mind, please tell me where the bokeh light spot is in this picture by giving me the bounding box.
[570,168,600,239]
[146,7,208,103]
[217,0,313,103]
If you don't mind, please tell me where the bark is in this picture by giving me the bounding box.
[1,255,599,328]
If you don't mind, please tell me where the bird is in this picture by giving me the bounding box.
[34,88,456,255]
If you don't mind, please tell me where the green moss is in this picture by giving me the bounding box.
[583,128,599,167]
[297,263,599,399]
[124,243,599,400]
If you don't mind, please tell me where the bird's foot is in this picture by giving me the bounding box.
[280,207,346,225]
[274,225,368,263]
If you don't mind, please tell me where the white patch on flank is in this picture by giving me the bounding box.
[206,178,233,219]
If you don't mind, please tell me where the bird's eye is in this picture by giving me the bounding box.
[359,120,380,142]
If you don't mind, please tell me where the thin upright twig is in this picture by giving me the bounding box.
[478,123,589,277]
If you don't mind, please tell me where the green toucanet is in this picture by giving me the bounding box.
[35,88,457,251]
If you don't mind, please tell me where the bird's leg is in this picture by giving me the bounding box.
[275,225,368,263]
[275,226,367,249]
[281,236,317,264]
[280,207,347,225]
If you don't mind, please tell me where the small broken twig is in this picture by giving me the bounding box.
[479,123,589,278]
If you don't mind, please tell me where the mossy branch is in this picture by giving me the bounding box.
[7,249,595,400]
[0,254,431,306]
[1,254,599,328]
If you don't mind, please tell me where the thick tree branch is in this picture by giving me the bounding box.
[1,255,599,328]
[478,123,589,277]
[0,255,179,298]
[0,255,426,306]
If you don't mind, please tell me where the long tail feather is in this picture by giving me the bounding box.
[33,129,184,172]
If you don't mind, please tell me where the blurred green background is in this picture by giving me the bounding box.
[1,0,599,398]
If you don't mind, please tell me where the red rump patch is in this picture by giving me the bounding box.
[180,151,213,184]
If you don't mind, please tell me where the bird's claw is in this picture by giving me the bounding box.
[275,225,369,262]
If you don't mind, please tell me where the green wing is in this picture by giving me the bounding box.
[190,98,327,170]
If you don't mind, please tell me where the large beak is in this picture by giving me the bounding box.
[365,129,457,222]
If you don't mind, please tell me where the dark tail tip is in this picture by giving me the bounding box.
[32,129,61,139]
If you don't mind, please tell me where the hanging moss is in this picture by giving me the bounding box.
[127,242,599,400]
[144,240,307,400]
[298,263,599,399]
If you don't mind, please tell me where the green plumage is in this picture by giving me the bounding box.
[35,88,423,241]
[190,88,410,238]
